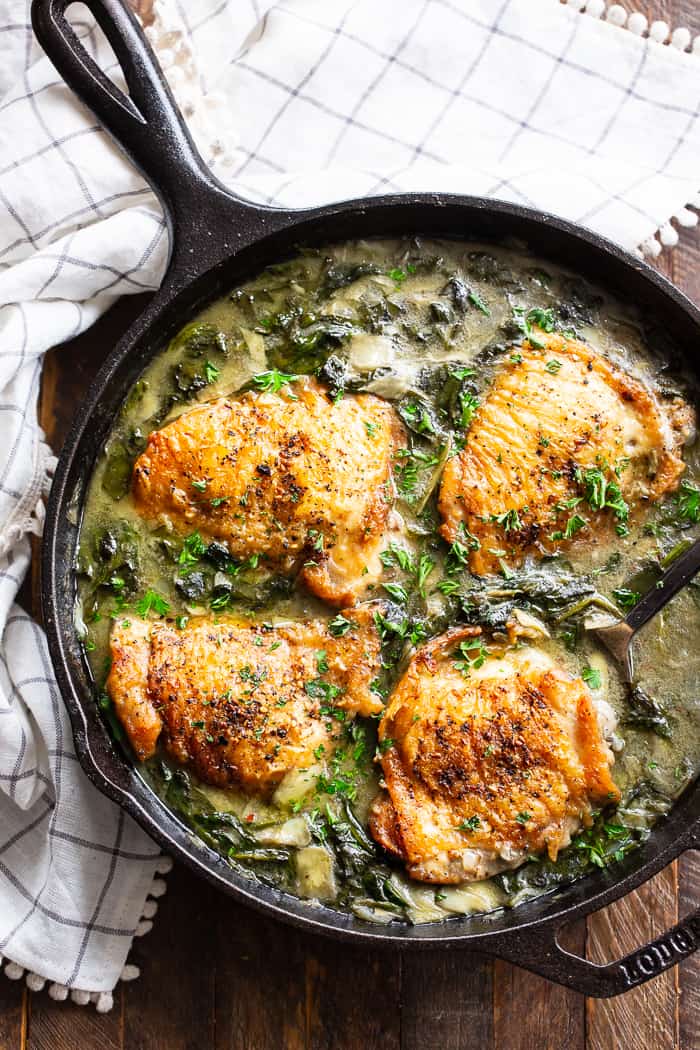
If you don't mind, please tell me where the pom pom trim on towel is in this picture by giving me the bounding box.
[0,855,173,1010]
[560,1,700,257]
[141,0,700,260]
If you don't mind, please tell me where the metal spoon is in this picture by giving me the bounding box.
[590,536,700,683]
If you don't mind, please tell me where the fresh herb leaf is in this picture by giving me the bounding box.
[179,531,207,569]
[204,360,220,384]
[677,479,700,523]
[136,590,170,617]
[251,369,299,395]
[492,508,524,533]
[468,290,490,316]
[453,636,488,677]
[328,613,354,637]
[612,587,641,610]
[383,582,409,603]
[582,666,602,690]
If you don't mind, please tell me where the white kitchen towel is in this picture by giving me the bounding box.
[1,0,700,1007]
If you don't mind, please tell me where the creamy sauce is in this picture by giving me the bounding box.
[77,238,700,924]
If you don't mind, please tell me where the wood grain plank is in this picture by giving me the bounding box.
[678,852,700,1050]
[493,923,586,1050]
[0,981,25,1050]
[213,899,400,1050]
[401,951,493,1050]
[586,866,679,1050]
[26,990,122,1050]
[300,939,400,1050]
[122,865,214,1050]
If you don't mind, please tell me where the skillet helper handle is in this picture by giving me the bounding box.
[31,0,240,244]
[626,536,700,635]
[495,827,700,997]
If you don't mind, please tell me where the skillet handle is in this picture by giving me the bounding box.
[31,0,266,267]
[493,829,700,997]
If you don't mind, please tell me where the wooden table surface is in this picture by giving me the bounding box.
[2,2,700,1046]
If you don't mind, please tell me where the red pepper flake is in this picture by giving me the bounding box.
[245,813,255,823]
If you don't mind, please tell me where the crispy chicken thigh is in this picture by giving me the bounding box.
[132,378,405,606]
[369,627,619,884]
[107,607,382,795]
[439,332,692,575]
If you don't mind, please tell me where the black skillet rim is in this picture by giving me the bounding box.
[40,193,700,994]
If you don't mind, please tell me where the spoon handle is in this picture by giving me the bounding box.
[626,536,700,635]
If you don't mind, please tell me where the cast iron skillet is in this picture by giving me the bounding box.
[32,0,700,997]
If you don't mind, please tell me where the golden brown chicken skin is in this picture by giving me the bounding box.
[439,332,692,575]
[107,606,382,795]
[369,627,619,884]
[132,378,405,606]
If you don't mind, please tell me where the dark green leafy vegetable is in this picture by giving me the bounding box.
[497,787,666,907]
[625,686,672,739]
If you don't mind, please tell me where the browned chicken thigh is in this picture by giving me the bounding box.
[132,378,405,606]
[439,332,691,575]
[107,606,382,795]
[369,627,619,884]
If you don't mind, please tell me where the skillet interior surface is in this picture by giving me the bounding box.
[32,0,700,997]
[42,196,700,989]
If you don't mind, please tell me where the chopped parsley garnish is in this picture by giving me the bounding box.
[458,390,479,429]
[511,305,557,349]
[577,466,629,531]
[446,522,481,570]
[437,578,461,596]
[365,420,380,438]
[551,514,588,541]
[527,307,555,332]
[468,290,490,316]
[388,266,411,285]
[305,678,344,703]
[574,822,631,868]
[545,359,562,374]
[328,613,354,637]
[582,666,602,690]
[393,447,440,499]
[179,531,207,568]
[204,360,220,384]
[676,479,700,523]
[316,650,329,674]
[135,590,170,617]
[374,611,427,650]
[251,369,299,395]
[383,582,409,603]
[380,542,414,573]
[612,587,641,610]
[191,479,207,493]
[515,812,531,826]
[416,554,435,597]
[457,815,481,832]
[400,401,434,434]
[377,737,395,755]
[492,507,524,533]
[380,544,434,599]
[453,636,488,677]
